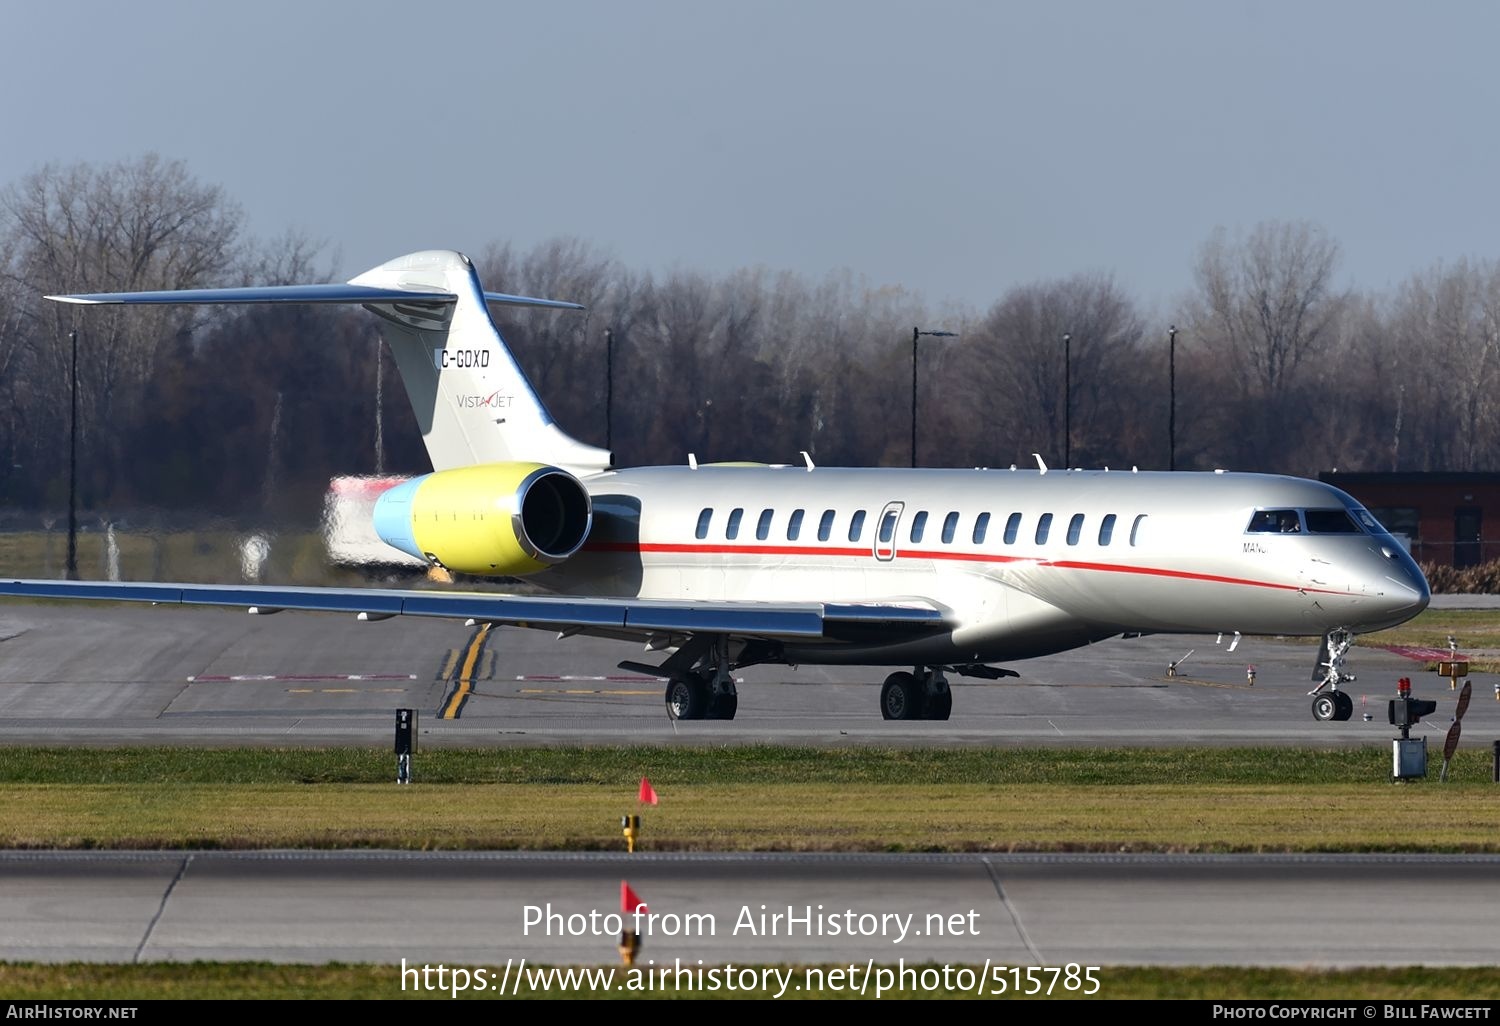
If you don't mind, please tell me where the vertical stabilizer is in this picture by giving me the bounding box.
[349,250,611,476]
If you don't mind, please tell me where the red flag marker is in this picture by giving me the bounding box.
[638,777,659,806]
[622,880,647,917]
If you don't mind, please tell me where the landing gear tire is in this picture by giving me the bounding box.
[925,686,952,721]
[665,675,710,720]
[1311,693,1339,722]
[1332,691,1353,722]
[707,691,738,720]
[880,672,924,720]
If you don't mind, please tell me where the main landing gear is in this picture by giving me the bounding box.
[1308,627,1356,722]
[664,671,737,721]
[660,635,738,721]
[880,667,952,721]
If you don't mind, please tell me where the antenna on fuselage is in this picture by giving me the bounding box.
[801,451,815,471]
[1033,453,1048,474]
[688,453,698,470]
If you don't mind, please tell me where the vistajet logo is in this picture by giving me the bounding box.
[456,392,513,409]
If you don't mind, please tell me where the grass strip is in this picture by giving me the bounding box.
[2,747,1496,851]
[0,962,1496,999]
[0,744,1492,786]
[1,781,1497,852]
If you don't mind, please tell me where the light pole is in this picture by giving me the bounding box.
[374,333,385,474]
[66,329,78,581]
[1062,332,1071,469]
[1168,325,1177,472]
[604,327,614,457]
[911,327,957,468]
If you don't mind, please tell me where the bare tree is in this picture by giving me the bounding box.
[1384,259,1500,470]
[1186,221,1345,470]
[0,154,243,504]
[1193,221,1342,397]
[952,273,1146,469]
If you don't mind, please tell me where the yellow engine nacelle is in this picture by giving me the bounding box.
[372,462,592,576]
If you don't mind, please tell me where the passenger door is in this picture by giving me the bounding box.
[874,501,904,562]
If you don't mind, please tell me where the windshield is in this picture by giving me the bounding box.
[1352,508,1387,533]
[1303,508,1362,534]
[1247,509,1302,533]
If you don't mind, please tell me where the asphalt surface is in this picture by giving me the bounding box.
[2,851,1495,969]
[0,601,1489,747]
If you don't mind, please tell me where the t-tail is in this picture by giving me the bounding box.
[49,249,612,477]
[348,251,610,475]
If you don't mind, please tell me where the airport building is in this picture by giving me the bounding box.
[1320,471,1500,567]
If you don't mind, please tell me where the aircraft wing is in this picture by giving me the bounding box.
[0,579,949,639]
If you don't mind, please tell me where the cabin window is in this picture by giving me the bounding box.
[1004,512,1021,545]
[1247,509,1301,534]
[756,508,773,541]
[878,510,898,543]
[942,511,959,543]
[726,508,743,540]
[910,511,928,543]
[1129,513,1147,546]
[1098,513,1116,546]
[818,509,835,542]
[695,508,712,540]
[973,512,990,545]
[787,509,804,541]
[1035,513,1053,545]
[848,510,867,542]
[1066,513,1085,545]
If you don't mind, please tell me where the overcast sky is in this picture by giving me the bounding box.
[4,1,1497,313]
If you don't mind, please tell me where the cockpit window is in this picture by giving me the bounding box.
[1304,508,1361,534]
[1247,509,1302,534]
[1353,508,1384,533]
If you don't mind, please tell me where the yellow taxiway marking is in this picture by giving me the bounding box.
[437,648,460,681]
[441,623,491,720]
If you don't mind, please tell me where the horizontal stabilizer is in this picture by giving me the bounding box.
[47,248,603,474]
[46,284,583,311]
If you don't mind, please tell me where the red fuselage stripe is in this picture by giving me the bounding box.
[580,541,1340,595]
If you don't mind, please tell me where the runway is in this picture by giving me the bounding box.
[0,602,1487,747]
[0,602,1494,976]
[1,851,1494,968]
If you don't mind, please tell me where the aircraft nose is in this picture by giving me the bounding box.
[1384,576,1430,617]
[1365,544,1430,626]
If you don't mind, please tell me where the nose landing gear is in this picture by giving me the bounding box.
[1308,628,1356,721]
[1311,690,1354,722]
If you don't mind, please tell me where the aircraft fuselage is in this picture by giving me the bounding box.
[543,465,1429,665]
